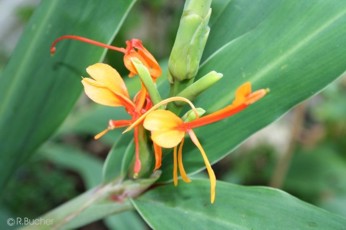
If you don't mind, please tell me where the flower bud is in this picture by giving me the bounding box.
[168,0,211,83]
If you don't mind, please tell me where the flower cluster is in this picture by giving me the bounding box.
[51,36,268,203]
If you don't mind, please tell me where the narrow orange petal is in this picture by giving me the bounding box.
[134,86,147,112]
[153,142,162,170]
[188,130,216,204]
[173,146,178,186]
[178,138,191,183]
[245,88,269,105]
[184,82,268,130]
[184,103,247,130]
[124,39,162,79]
[232,82,252,106]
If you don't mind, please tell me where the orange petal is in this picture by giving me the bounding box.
[124,39,162,79]
[86,63,130,99]
[245,88,269,105]
[82,78,125,107]
[153,142,162,170]
[232,82,252,106]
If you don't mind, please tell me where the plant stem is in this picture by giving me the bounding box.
[270,103,306,188]
[22,173,161,229]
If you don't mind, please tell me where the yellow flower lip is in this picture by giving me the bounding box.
[143,110,185,148]
[123,96,199,133]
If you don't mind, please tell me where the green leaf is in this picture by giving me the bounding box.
[203,0,282,60]
[157,0,346,182]
[102,132,133,182]
[57,105,129,146]
[0,0,137,189]
[132,180,346,229]
[284,146,346,202]
[209,0,232,26]
[38,143,103,189]
[104,211,147,230]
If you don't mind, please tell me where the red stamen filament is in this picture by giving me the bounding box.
[133,126,141,178]
[50,35,126,55]
[182,103,248,130]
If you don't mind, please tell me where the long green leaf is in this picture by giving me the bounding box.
[158,0,346,182]
[38,143,103,189]
[133,180,346,229]
[0,0,137,189]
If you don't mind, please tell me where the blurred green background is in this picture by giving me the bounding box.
[0,0,345,229]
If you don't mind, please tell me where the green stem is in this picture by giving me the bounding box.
[168,71,222,114]
[22,173,161,230]
[168,78,195,114]
[131,58,162,105]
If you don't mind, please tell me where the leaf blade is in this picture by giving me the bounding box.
[158,0,346,182]
[133,180,346,230]
[0,0,137,189]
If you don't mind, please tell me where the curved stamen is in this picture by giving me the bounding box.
[51,35,126,55]
[94,128,111,140]
[123,96,199,133]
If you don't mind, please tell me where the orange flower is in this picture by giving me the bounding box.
[51,35,161,79]
[123,39,162,80]
[129,82,268,203]
[51,35,164,176]
[81,63,154,176]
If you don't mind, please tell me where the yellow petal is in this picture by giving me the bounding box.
[188,130,216,204]
[144,110,185,148]
[151,129,185,148]
[178,139,191,183]
[82,78,125,107]
[86,63,130,98]
[144,110,183,131]
[173,146,178,186]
